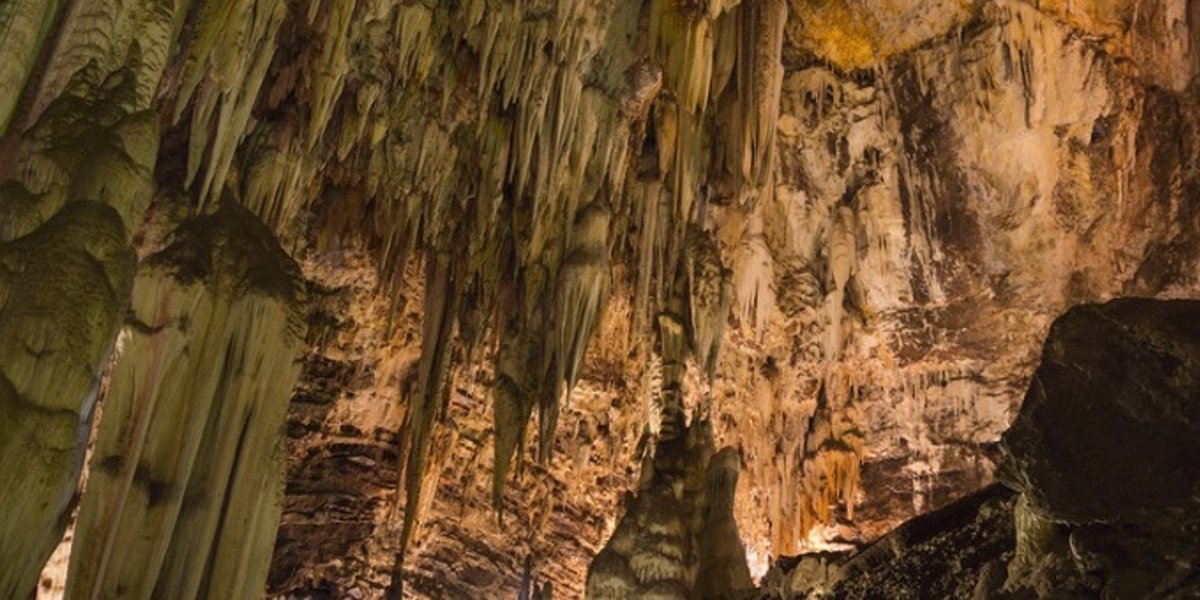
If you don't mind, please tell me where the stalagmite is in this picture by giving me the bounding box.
[657,304,690,440]
[0,200,131,599]
[694,448,755,596]
[586,404,751,598]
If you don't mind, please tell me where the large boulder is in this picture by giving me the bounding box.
[999,298,1200,530]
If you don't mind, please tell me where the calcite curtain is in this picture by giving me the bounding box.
[1,0,1199,597]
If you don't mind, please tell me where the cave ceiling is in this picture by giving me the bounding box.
[1,0,1198,598]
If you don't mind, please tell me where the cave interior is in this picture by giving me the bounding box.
[1,0,1199,598]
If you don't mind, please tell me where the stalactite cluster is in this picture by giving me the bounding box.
[1,0,1199,596]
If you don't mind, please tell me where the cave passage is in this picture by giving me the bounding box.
[1,0,1199,598]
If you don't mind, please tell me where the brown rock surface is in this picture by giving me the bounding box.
[0,0,1199,598]
[759,299,1200,599]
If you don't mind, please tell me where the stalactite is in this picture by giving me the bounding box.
[371,3,646,568]
[686,226,733,380]
[732,0,786,205]
[28,0,127,116]
[791,369,865,546]
[548,199,613,459]
[633,181,666,331]
[238,117,321,242]
[395,3,437,85]
[64,197,306,600]
[397,255,458,557]
[335,80,382,161]
[733,211,776,336]
[31,0,182,117]
[826,205,856,361]
[174,0,287,209]
[492,318,539,512]
[1,0,1190,596]
[306,0,358,150]
[648,0,718,116]
[665,107,705,273]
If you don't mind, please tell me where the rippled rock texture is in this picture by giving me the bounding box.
[0,0,1199,597]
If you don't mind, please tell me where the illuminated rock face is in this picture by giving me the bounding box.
[0,0,1198,598]
[64,197,306,600]
[760,299,1200,599]
[0,67,153,598]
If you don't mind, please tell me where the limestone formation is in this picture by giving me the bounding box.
[0,0,1198,597]
[586,420,754,599]
[0,65,154,599]
[759,299,1200,599]
[64,197,305,600]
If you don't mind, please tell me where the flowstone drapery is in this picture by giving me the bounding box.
[1,0,1200,597]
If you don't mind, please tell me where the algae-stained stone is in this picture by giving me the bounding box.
[999,299,1200,527]
[66,197,305,600]
[0,200,133,599]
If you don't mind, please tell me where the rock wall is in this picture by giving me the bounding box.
[0,0,1198,598]
[759,299,1200,599]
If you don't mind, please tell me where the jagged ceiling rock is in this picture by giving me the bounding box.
[0,0,1198,597]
